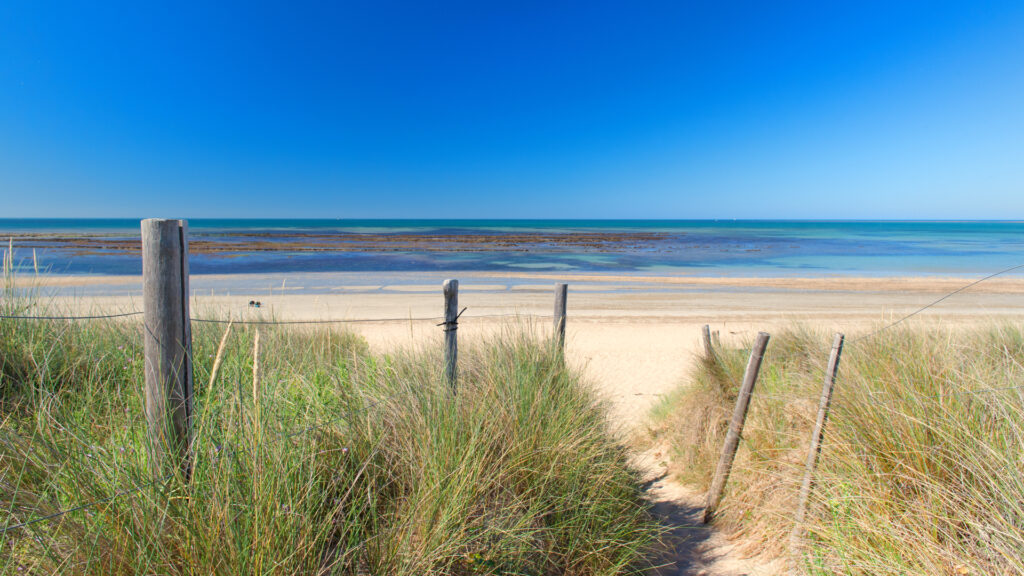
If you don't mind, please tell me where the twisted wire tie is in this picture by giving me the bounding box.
[437,307,468,332]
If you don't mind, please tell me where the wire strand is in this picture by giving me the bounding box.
[0,475,168,535]
[2,310,547,324]
[191,316,442,325]
[865,383,1024,402]
[0,311,143,320]
[850,262,1024,344]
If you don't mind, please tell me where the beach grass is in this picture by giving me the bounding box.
[0,282,659,574]
[647,325,1024,575]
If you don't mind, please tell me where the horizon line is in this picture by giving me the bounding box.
[1,217,1023,224]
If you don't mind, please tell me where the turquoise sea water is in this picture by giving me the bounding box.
[1,219,1023,277]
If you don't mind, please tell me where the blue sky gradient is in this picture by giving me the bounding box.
[2,1,1023,218]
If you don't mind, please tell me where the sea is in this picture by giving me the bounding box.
[1,219,1023,279]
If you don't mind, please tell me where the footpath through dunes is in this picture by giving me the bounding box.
[32,272,1024,575]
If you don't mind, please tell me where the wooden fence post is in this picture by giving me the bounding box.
[442,279,458,393]
[703,331,770,523]
[790,332,845,548]
[141,218,193,480]
[554,283,568,353]
[702,324,714,358]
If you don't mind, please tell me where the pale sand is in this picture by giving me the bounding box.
[30,272,1024,575]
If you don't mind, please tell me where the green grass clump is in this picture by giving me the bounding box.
[648,325,1024,575]
[1,290,657,574]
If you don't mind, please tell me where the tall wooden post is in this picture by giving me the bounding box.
[442,279,458,393]
[790,333,845,548]
[141,218,193,480]
[553,283,568,353]
[703,331,770,523]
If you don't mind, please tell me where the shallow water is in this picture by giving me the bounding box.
[2,219,1023,277]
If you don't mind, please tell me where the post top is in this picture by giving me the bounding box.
[141,218,187,227]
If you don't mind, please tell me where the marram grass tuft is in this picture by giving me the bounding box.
[649,325,1024,575]
[1,288,658,575]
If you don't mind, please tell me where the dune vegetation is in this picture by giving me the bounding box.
[648,325,1024,575]
[0,280,659,575]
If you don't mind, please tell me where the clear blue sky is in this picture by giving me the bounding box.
[2,1,1023,219]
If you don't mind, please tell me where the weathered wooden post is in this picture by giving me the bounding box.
[703,331,770,523]
[553,283,568,353]
[790,333,845,548]
[702,324,714,358]
[442,279,458,393]
[141,218,193,480]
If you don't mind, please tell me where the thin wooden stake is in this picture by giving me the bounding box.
[442,279,459,393]
[141,218,193,481]
[702,324,714,358]
[790,332,845,548]
[703,331,770,523]
[554,283,568,353]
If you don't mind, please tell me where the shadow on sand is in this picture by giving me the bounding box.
[642,474,750,576]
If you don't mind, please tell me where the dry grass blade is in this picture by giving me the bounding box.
[207,320,233,390]
[252,327,261,403]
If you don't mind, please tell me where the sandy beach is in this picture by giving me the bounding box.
[27,271,1024,426]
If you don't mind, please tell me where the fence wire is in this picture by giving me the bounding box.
[0,311,143,321]
[0,474,170,536]
[865,382,1024,402]
[849,261,1024,345]
[1,309,546,325]
[191,315,442,325]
